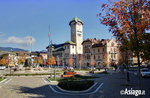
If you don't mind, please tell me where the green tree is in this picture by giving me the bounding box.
[24,58,32,67]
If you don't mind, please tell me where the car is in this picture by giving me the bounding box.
[141,68,150,77]
[0,66,6,70]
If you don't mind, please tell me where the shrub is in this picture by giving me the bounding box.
[58,80,94,91]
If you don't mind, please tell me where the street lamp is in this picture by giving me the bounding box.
[10,49,14,74]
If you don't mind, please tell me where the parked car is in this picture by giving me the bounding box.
[141,68,150,77]
[0,66,6,70]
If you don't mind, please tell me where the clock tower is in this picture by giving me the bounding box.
[69,17,83,54]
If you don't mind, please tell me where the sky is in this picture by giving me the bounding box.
[0,0,113,51]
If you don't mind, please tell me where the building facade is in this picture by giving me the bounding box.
[82,38,119,68]
[46,17,83,67]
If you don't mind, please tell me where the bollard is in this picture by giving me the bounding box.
[54,69,56,80]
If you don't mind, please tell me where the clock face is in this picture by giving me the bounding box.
[77,33,81,37]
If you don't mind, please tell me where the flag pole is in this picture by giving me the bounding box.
[30,32,32,53]
[48,24,50,45]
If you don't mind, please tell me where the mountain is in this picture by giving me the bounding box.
[0,47,27,52]
[40,50,47,53]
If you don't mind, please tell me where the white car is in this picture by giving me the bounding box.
[141,68,150,77]
[0,66,6,70]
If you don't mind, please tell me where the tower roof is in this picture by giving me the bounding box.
[64,41,76,45]
[69,17,83,25]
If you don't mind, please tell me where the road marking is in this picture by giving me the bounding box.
[49,83,104,95]
[0,78,11,88]
[42,78,47,83]
[92,83,103,93]
[42,78,50,84]
[4,79,11,84]
[56,82,98,93]
[0,78,8,84]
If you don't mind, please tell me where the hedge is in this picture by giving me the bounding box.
[58,80,94,91]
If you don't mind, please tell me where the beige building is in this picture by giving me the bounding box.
[82,38,119,68]
[46,17,83,67]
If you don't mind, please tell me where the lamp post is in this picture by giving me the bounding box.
[10,49,14,74]
[50,44,53,78]
[126,51,130,82]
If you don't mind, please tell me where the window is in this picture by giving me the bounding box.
[114,54,116,59]
[72,45,74,49]
[93,49,95,53]
[98,49,100,52]
[98,56,100,59]
[111,54,113,58]
[111,42,114,47]
[78,33,81,37]
[94,55,96,59]
[87,55,90,60]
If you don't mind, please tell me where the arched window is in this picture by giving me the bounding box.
[111,42,114,47]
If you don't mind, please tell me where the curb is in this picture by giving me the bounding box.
[45,77,58,83]
[0,78,7,84]
[55,82,98,93]
[49,83,103,95]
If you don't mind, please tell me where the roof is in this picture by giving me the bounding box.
[82,38,100,44]
[53,47,64,52]
[92,43,105,48]
[63,41,76,45]
[46,44,64,49]
[82,38,108,48]
[69,17,83,25]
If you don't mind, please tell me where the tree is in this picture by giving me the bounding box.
[141,33,150,61]
[24,58,32,67]
[103,53,108,67]
[17,55,26,65]
[6,58,11,66]
[37,57,43,65]
[0,58,6,66]
[48,56,56,65]
[68,56,74,66]
[90,55,96,67]
[103,53,109,72]
[99,0,150,88]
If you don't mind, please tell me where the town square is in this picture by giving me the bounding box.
[0,0,150,98]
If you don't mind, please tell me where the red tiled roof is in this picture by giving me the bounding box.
[82,38,109,47]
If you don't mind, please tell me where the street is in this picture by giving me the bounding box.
[0,71,150,98]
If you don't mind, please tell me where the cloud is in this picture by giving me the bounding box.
[0,36,36,47]
[0,32,5,37]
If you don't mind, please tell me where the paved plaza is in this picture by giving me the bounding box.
[0,70,150,98]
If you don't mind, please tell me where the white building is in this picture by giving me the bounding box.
[46,17,83,67]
